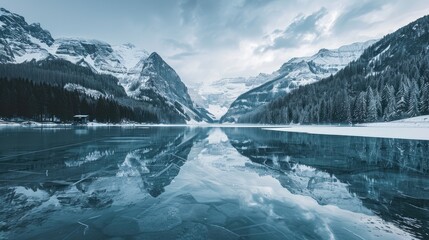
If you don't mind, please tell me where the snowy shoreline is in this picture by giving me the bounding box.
[263,126,429,141]
[263,115,429,141]
[2,115,429,141]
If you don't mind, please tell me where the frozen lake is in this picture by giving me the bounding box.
[0,126,428,239]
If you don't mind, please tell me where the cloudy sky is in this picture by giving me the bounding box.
[1,0,428,84]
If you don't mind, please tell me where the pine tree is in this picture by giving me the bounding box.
[396,82,408,117]
[407,82,420,117]
[281,107,289,123]
[375,90,382,118]
[419,82,429,114]
[383,85,396,121]
[353,92,367,123]
[366,88,378,122]
[345,94,352,124]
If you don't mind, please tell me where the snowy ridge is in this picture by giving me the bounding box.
[220,40,377,122]
[189,73,273,119]
[0,8,150,89]
[0,8,54,63]
[0,8,211,123]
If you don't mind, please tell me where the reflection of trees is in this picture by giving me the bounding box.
[1,127,197,191]
[0,127,207,235]
[224,128,429,239]
[225,128,429,174]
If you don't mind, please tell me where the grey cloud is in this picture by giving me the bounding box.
[257,7,328,53]
[272,29,283,35]
[3,0,428,84]
[169,51,199,60]
[177,0,277,49]
[179,0,198,25]
[332,0,391,33]
[163,38,193,51]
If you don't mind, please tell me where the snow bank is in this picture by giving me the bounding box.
[359,115,429,127]
[264,125,429,141]
[264,115,429,141]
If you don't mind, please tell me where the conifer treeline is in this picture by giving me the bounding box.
[0,78,159,123]
[238,54,429,124]
[0,59,127,97]
[238,15,429,124]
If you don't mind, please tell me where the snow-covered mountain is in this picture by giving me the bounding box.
[235,15,429,124]
[52,38,149,78]
[0,8,212,123]
[189,73,272,119]
[220,40,377,122]
[0,8,54,63]
[125,52,213,123]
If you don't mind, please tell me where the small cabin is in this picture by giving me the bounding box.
[73,115,89,124]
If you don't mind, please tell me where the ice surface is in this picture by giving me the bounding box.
[0,127,427,239]
[166,129,416,239]
[138,206,182,232]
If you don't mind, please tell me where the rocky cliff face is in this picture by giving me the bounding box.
[0,8,212,123]
[0,8,54,63]
[127,52,213,122]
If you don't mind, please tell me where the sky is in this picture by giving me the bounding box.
[1,0,428,85]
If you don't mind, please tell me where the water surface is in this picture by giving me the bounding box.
[0,126,428,239]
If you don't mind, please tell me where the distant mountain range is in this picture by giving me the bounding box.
[218,40,376,122]
[188,74,272,119]
[0,8,212,123]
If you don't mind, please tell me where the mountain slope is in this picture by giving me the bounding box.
[0,8,54,63]
[238,15,429,124]
[126,52,213,122]
[189,74,272,119]
[0,8,212,123]
[220,40,376,122]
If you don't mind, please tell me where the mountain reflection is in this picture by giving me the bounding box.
[0,127,207,237]
[223,127,429,239]
[1,127,428,239]
[117,128,208,197]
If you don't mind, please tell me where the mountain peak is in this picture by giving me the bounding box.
[0,8,12,15]
[0,7,8,12]
[0,7,54,48]
[0,7,25,23]
[317,48,330,53]
[148,52,163,60]
[122,43,136,48]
